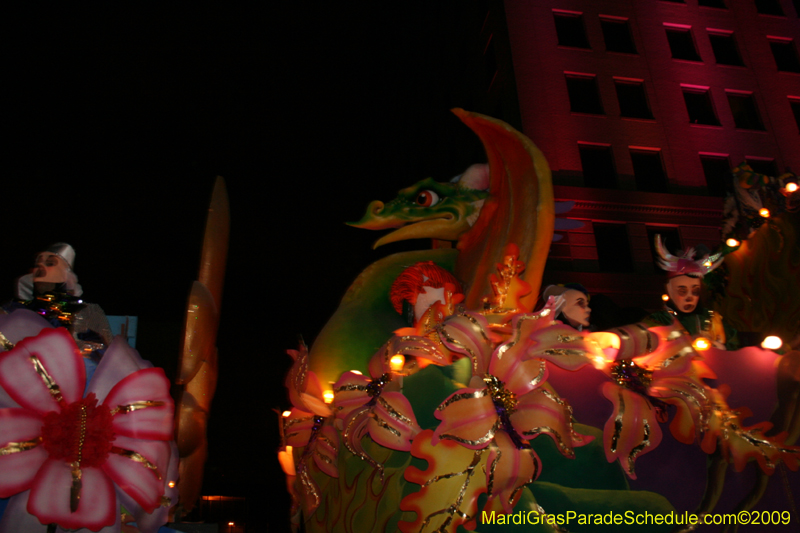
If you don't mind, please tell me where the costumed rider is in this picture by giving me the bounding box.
[643,235,738,350]
[542,283,591,331]
[2,243,113,383]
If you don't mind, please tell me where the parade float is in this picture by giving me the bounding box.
[0,179,228,533]
[279,110,799,532]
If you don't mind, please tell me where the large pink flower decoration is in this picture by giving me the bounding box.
[432,311,593,513]
[0,326,175,533]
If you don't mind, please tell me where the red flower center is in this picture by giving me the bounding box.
[41,393,115,468]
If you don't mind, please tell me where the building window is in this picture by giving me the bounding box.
[769,38,800,73]
[600,17,637,54]
[746,158,778,177]
[565,73,604,114]
[615,79,653,119]
[630,148,668,192]
[579,143,617,189]
[755,0,784,16]
[698,0,726,8]
[790,97,800,134]
[699,153,731,196]
[665,25,701,61]
[594,224,634,273]
[727,91,765,130]
[708,31,744,66]
[682,86,720,125]
[553,11,590,48]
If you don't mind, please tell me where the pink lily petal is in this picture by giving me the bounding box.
[87,336,151,404]
[283,408,317,448]
[0,328,84,414]
[433,388,498,449]
[27,458,116,531]
[285,344,331,416]
[0,409,47,497]
[117,441,179,533]
[105,368,174,440]
[103,435,170,513]
[438,312,493,376]
[311,425,339,479]
[483,431,539,514]
[0,491,49,533]
[489,353,548,397]
[368,391,421,451]
[650,376,707,444]
[0,309,53,348]
[524,323,597,371]
[332,371,371,422]
[511,387,592,455]
[601,382,663,479]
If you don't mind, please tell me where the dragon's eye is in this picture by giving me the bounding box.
[416,190,440,207]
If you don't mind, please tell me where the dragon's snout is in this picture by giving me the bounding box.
[347,200,391,229]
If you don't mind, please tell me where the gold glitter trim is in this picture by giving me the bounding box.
[542,348,586,357]
[0,436,42,455]
[371,414,402,437]
[436,389,489,411]
[627,421,651,475]
[112,447,162,480]
[418,449,483,532]
[110,400,166,416]
[556,334,584,343]
[610,389,625,453]
[29,354,63,404]
[0,331,13,350]
[376,396,413,425]
[333,383,367,393]
[440,419,499,446]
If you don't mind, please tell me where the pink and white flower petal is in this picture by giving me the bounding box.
[649,377,707,444]
[601,382,663,479]
[0,328,84,414]
[368,391,421,451]
[27,459,116,531]
[511,387,591,456]
[433,388,498,449]
[0,409,47,498]
[0,310,53,348]
[103,435,170,513]
[483,431,539,515]
[88,337,151,404]
[311,425,339,479]
[121,440,179,533]
[104,368,174,440]
[0,491,49,533]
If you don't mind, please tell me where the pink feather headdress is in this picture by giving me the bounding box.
[654,235,723,279]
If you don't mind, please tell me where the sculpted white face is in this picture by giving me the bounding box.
[561,289,591,327]
[32,252,69,283]
[667,275,701,313]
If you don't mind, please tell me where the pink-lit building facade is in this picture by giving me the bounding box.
[498,0,800,310]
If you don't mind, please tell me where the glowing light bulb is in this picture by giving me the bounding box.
[389,354,405,372]
[759,208,770,218]
[761,336,782,350]
[786,182,798,192]
[323,390,334,404]
[282,410,291,418]
[692,338,711,351]
[168,481,176,488]
[350,370,362,375]
[726,238,740,247]
[662,294,670,301]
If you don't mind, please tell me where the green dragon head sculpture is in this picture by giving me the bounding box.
[348,165,490,249]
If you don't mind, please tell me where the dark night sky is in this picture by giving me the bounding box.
[7,4,491,530]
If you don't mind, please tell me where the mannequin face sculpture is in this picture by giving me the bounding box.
[561,289,591,328]
[666,275,701,313]
[32,252,70,284]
